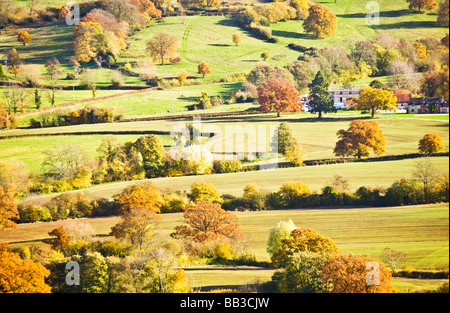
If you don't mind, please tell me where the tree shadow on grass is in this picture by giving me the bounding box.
[371,20,441,30]
[336,9,412,19]
[272,30,310,40]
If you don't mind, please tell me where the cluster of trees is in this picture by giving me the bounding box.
[236,1,336,40]
[262,220,392,293]
[72,0,162,64]
[29,106,123,128]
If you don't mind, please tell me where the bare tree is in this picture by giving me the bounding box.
[382,247,407,272]
[388,60,420,91]
[3,82,28,114]
[412,157,440,203]
[42,143,88,179]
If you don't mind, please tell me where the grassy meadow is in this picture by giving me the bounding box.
[2,204,448,270]
[3,115,448,174]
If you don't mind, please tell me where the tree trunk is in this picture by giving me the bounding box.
[318,111,322,119]
[371,107,375,118]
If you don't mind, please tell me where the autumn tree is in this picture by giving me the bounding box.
[116,183,163,215]
[421,68,449,100]
[419,133,445,155]
[257,78,301,117]
[73,21,106,63]
[278,181,311,207]
[0,187,19,230]
[232,33,242,46]
[134,134,166,178]
[17,30,31,46]
[284,138,306,166]
[189,181,222,204]
[110,208,158,249]
[171,201,243,242]
[334,120,386,158]
[357,86,397,118]
[437,0,449,26]
[46,227,70,252]
[198,62,212,78]
[308,71,335,118]
[0,244,51,293]
[147,32,179,65]
[6,48,22,76]
[406,0,437,12]
[271,228,340,268]
[0,103,10,129]
[321,254,393,293]
[303,4,337,39]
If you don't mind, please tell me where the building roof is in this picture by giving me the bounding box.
[408,97,447,105]
[393,90,412,103]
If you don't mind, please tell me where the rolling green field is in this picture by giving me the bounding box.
[2,204,448,270]
[26,156,448,200]
[2,115,448,174]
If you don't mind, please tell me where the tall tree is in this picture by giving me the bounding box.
[134,135,166,178]
[303,4,337,39]
[0,187,19,230]
[147,32,179,65]
[437,0,449,26]
[357,86,397,118]
[334,120,386,158]
[257,78,301,117]
[110,208,158,250]
[308,71,335,119]
[171,201,243,242]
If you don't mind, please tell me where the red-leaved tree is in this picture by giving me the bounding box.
[257,78,301,117]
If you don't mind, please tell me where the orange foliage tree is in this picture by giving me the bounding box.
[0,186,19,230]
[303,4,337,39]
[406,0,437,12]
[147,31,179,65]
[110,208,159,249]
[0,244,51,293]
[257,78,301,117]
[334,120,386,158]
[321,254,393,293]
[116,183,163,215]
[418,133,445,155]
[171,201,243,242]
[46,227,70,251]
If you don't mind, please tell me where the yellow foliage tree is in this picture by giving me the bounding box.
[357,86,397,118]
[303,4,337,39]
[0,244,51,293]
[17,31,31,46]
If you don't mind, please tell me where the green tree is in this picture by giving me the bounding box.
[271,122,293,154]
[134,135,166,178]
[266,219,297,256]
[308,71,335,118]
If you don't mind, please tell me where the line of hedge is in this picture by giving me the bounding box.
[393,269,449,280]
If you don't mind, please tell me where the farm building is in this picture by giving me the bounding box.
[393,89,412,113]
[329,88,360,109]
[407,97,449,114]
